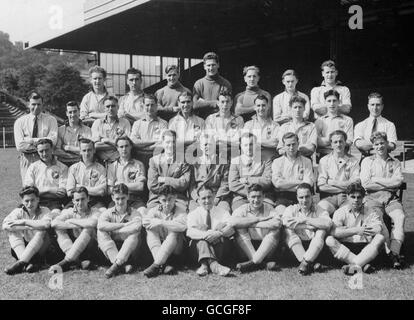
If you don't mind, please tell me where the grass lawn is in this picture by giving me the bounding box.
[0,149,413,300]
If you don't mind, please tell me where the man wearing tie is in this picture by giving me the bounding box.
[14,92,58,184]
[354,92,397,157]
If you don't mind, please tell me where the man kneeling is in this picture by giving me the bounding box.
[50,187,101,272]
[326,182,385,275]
[231,184,282,273]
[98,183,142,278]
[142,185,187,278]
[3,186,56,275]
[282,183,332,275]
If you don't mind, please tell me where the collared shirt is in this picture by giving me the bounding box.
[315,114,354,152]
[277,121,317,150]
[66,161,107,193]
[272,90,310,120]
[233,203,280,240]
[360,155,403,192]
[80,90,109,120]
[3,206,55,241]
[282,204,330,240]
[235,87,272,117]
[333,204,382,243]
[56,123,92,150]
[91,116,131,142]
[24,159,68,192]
[14,113,58,153]
[118,91,145,118]
[191,161,230,201]
[155,82,191,111]
[54,207,101,238]
[130,116,168,143]
[205,112,244,142]
[318,153,360,187]
[354,116,397,145]
[99,206,142,225]
[107,158,146,198]
[144,205,187,239]
[271,155,314,191]
[168,112,205,142]
[243,115,279,144]
[310,82,351,118]
[187,206,231,233]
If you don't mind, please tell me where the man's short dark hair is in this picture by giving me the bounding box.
[197,185,214,196]
[282,69,298,80]
[36,138,53,148]
[370,131,388,144]
[112,183,129,195]
[165,65,179,74]
[89,66,107,78]
[126,67,142,78]
[143,93,157,104]
[323,89,340,100]
[19,186,40,198]
[66,101,79,109]
[368,92,383,104]
[297,183,314,195]
[289,95,306,108]
[161,129,177,142]
[159,185,178,197]
[78,138,95,147]
[346,182,366,197]
[218,88,232,99]
[28,92,43,102]
[254,94,269,104]
[329,130,347,142]
[239,132,257,145]
[178,91,193,101]
[203,52,219,64]
[321,60,336,70]
[103,96,118,104]
[282,132,299,144]
[247,183,263,194]
[73,186,89,197]
[115,136,133,147]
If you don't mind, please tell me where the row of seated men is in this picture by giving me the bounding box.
[4,127,406,277]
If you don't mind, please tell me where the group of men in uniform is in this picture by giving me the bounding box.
[4,52,406,278]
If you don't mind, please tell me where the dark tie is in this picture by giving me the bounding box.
[206,209,212,230]
[32,116,38,138]
[372,118,378,134]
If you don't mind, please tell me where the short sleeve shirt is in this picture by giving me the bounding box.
[24,159,68,192]
[118,92,145,118]
[168,112,205,142]
[130,117,168,143]
[317,153,360,187]
[80,91,109,120]
[205,112,244,142]
[277,121,317,150]
[354,116,397,145]
[271,155,314,191]
[66,161,107,193]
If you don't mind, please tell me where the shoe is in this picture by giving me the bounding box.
[265,261,280,271]
[362,264,376,274]
[81,260,97,271]
[124,264,135,274]
[5,261,27,275]
[298,260,312,275]
[196,264,209,277]
[236,261,259,273]
[25,263,40,273]
[342,264,359,275]
[209,261,231,277]
[163,265,176,275]
[143,263,162,278]
[389,253,403,270]
[313,262,322,272]
[105,263,121,278]
[50,259,72,272]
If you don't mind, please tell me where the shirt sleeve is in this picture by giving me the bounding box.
[59,164,69,189]
[387,122,398,145]
[3,208,22,227]
[46,116,58,147]
[91,120,101,142]
[79,93,90,120]
[341,86,352,107]
[360,157,372,188]
[317,156,329,187]
[24,163,36,187]
[353,121,364,143]
[332,209,345,227]
[302,157,315,186]
[66,165,76,193]
[272,94,282,120]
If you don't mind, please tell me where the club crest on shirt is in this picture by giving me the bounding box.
[52,171,60,179]
[116,128,125,136]
[338,120,345,129]
[230,122,237,129]
[128,170,137,180]
[90,170,99,180]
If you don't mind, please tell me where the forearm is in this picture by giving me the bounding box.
[24,220,51,230]
[95,142,115,151]
[317,137,330,147]
[339,104,351,114]
[162,221,187,233]
[333,227,359,239]
[374,178,403,189]
[274,180,303,190]
[319,183,345,193]
[52,221,79,230]
[306,218,332,230]
[89,112,106,119]
[255,219,281,229]
[87,185,106,197]
[125,181,145,193]
[187,227,209,240]
[194,99,216,110]
[69,219,97,229]
[116,223,141,234]
[98,222,124,232]
[231,217,260,229]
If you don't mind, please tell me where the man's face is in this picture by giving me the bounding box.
[117,140,132,159]
[29,98,42,116]
[373,137,388,157]
[166,69,179,86]
[162,135,175,156]
[127,73,142,92]
[22,193,39,212]
[368,97,384,118]
[112,193,128,210]
[37,143,53,163]
[331,134,346,153]
[200,135,214,157]
[178,95,193,114]
[143,98,157,117]
[217,95,232,114]
[241,136,255,158]
[297,188,313,211]
[73,191,89,213]
[284,137,299,157]
[322,66,337,84]
[66,106,80,124]
[104,100,118,117]
[159,194,177,213]
[282,75,298,91]
[204,59,219,77]
[248,190,264,210]
[91,72,105,92]
[291,102,304,119]
[348,191,364,212]
[199,189,214,211]
[254,99,268,118]
[244,69,259,88]
[80,142,95,162]
[325,95,339,114]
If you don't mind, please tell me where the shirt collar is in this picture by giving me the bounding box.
[104,115,119,124]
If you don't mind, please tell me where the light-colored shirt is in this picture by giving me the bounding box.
[24,159,68,192]
[118,91,145,119]
[144,205,187,240]
[310,82,351,118]
[130,116,168,143]
[233,203,280,240]
[187,206,232,234]
[205,112,244,142]
[283,204,330,240]
[56,124,92,149]
[332,204,382,243]
[273,90,310,120]
[54,207,101,238]
[168,112,205,142]
[271,155,314,192]
[66,161,107,193]
[318,153,360,187]
[277,121,317,150]
[354,116,397,145]
[315,114,354,152]
[14,113,58,153]
[98,206,142,225]
[80,90,109,120]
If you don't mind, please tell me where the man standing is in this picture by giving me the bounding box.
[118,68,145,124]
[55,101,92,167]
[231,184,282,273]
[326,183,385,275]
[142,185,187,278]
[14,92,58,184]
[97,183,142,278]
[91,96,131,163]
[193,52,232,119]
[187,186,234,277]
[283,183,332,275]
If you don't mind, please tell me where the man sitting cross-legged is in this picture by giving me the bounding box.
[326,182,385,275]
[142,185,187,278]
[282,183,332,275]
[230,184,282,273]
[50,187,102,272]
[97,183,142,278]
